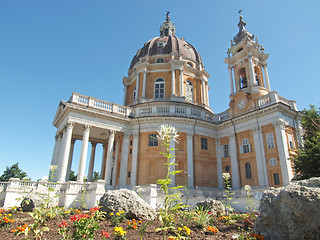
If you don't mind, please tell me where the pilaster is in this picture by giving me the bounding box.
[131,133,139,186]
[273,120,293,185]
[229,135,240,189]
[119,133,131,186]
[251,126,268,187]
[187,132,194,188]
[215,138,223,189]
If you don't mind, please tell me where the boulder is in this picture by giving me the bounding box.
[253,177,320,240]
[196,198,226,216]
[99,189,156,220]
[20,195,59,212]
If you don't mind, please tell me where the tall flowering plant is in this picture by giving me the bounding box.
[155,124,187,240]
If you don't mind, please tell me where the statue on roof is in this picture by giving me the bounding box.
[166,11,170,21]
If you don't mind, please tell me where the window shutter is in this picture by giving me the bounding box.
[248,144,251,152]
[240,145,243,154]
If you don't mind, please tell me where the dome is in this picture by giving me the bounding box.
[129,13,203,69]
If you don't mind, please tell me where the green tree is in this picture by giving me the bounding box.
[292,105,320,180]
[0,163,28,181]
[69,170,77,181]
[92,171,100,181]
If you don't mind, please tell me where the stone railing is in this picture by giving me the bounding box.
[69,92,132,118]
[132,103,218,123]
[257,91,297,110]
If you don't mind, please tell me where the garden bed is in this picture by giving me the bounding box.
[0,207,262,239]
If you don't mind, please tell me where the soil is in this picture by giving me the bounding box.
[0,211,253,239]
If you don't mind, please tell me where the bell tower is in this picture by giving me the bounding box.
[225,12,272,115]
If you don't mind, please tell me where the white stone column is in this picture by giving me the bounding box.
[201,78,206,104]
[252,127,268,187]
[136,73,140,100]
[49,134,61,179]
[119,133,131,186]
[87,142,97,182]
[57,122,74,182]
[112,137,120,187]
[171,68,176,96]
[187,133,194,188]
[180,69,184,96]
[77,125,91,183]
[263,64,271,91]
[104,131,115,186]
[206,83,210,106]
[273,120,293,185]
[123,85,127,106]
[131,133,139,186]
[215,138,223,189]
[229,135,240,189]
[100,144,107,179]
[142,70,147,98]
[248,55,256,86]
[66,139,76,181]
[170,138,176,185]
[228,67,234,95]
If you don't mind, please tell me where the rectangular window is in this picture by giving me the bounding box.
[201,138,208,150]
[240,138,251,154]
[266,132,275,149]
[288,134,294,149]
[148,134,158,146]
[129,149,132,154]
[273,173,280,185]
[223,144,229,157]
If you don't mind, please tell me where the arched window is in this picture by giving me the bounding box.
[133,86,137,100]
[186,80,193,102]
[245,162,252,179]
[239,68,247,89]
[154,78,165,99]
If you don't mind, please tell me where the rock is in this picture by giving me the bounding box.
[21,198,35,212]
[20,195,59,212]
[253,177,320,240]
[196,199,226,216]
[99,189,156,220]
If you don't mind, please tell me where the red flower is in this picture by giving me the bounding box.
[59,220,67,228]
[102,231,110,238]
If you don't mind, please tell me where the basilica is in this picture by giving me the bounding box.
[50,13,302,190]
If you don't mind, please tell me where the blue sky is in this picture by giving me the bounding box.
[1,1,319,180]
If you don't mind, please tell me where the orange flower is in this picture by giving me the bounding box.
[138,220,142,224]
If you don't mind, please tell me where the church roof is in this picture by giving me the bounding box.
[129,13,203,69]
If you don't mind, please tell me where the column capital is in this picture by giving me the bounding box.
[123,132,131,138]
[251,126,261,134]
[186,132,194,137]
[273,120,286,130]
[84,125,92,132]
[66,121,75,129]
[228,135,236,142]
[132,132,139,137]
[109,130,116,137]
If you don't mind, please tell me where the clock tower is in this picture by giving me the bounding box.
[225,13,272,116]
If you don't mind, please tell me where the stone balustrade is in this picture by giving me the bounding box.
[67,92,295,125]
[69,92,132,117]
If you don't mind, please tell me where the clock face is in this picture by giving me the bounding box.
[237,99,246,110]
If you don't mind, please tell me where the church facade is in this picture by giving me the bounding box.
[50,14,302,190]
